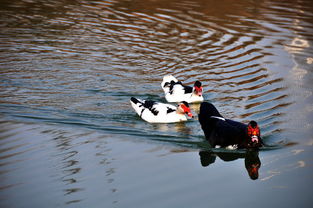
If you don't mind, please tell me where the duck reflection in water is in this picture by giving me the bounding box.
[199,150,261,180]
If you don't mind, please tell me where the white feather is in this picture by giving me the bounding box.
[161,75,204,103]
[161,75,178,94]
[130,97,188,123]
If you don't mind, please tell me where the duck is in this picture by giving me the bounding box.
[161,75,204,103]
[130,97,193,123]
[198,102,264,149]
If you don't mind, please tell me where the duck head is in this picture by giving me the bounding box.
[178,101,193,118]
[193,81,203,97]
[246,121,262,148]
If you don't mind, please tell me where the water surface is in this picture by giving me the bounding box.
[0,0,313,207]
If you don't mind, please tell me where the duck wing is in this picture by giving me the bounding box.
[170,81,193,95]
[161,75,178,93]
[225,119,247,132]
[131,97,160,116]
[209,119,246,147]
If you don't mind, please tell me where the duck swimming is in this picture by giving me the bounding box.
[130,97,193,123]
[161,75,204,103]
[198,102,264,149]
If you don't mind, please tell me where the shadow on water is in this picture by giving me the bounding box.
[199,149,261,180]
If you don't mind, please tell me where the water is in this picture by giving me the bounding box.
[0,0,312,207]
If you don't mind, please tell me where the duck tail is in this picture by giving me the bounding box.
[130,97,144,116]
[130,97,141,105]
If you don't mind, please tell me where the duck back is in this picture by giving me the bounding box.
[198,102,249,148]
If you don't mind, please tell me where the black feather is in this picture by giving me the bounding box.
[198,102,263,149]
[194,81,202,87]
[166,107,176,114]
[142,100,159,116]
[131,97,141,104]
[183,85,193,94]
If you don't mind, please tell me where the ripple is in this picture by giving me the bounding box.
[1,1,313,208]
[0,0,312,149]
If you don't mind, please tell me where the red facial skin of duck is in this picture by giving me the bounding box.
[247,125,260,143]
[181,104,193,118]
[194,86,203,96]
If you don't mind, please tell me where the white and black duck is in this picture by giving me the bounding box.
[161,75,204,103]
[198,102,264,149]
[130,97,193,123]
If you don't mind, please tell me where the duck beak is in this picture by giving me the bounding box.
[251,135,259,143]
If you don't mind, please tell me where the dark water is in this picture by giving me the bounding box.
[0,0,313,207]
